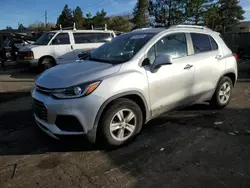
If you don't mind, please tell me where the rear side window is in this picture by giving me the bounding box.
[73,33,112,44]
[191,33,211,54]
[209,36,218,50]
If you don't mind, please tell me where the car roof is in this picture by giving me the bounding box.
[51,30,113,33]
[132,25,217,35]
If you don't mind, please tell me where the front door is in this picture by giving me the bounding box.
[145,33,195,117]
[50,32,75,64]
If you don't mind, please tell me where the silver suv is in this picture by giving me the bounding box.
[32,25,238,146]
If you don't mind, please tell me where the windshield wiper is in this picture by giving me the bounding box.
[89,56,113,64]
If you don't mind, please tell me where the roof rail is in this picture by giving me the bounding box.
[59,23,77,31]
[172,25,210,30]
[132,27,152,31]
[91,24,108,31]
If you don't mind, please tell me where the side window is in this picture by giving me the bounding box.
[74,33,112,44]
[156,33,187,59]
[52,33,70,45]
[94,33,112,42]
[209,36,218,50]
[147,45,156,65]
[74,33,92,44]
[191,33,212,54]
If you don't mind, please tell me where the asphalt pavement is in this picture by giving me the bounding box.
[0,63,250,188]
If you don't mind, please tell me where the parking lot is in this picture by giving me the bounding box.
[0,62,250,188]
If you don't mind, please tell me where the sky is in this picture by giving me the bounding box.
[0,0,137,29]
[0,0,250,29]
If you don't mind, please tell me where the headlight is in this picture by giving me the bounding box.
[52,81,101,99]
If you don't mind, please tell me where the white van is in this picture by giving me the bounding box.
[18,29,116,71]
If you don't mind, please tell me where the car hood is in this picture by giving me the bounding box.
[36,60,121,89]
[19,44,38,51]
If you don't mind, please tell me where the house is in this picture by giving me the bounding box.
[231,21,250,33]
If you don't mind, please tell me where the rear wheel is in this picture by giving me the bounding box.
[99,98,143,147]
[39,57,55,72]
[210,76,233,109]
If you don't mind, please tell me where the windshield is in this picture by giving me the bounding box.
[34,32,56,45]
[89,33,155,64]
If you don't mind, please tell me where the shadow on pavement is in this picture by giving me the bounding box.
[0,91,31,103]
[1,106,250,187]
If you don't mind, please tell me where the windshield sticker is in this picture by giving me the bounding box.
[131,35,147,39]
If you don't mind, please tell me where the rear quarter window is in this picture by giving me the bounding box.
[209,36,218,50]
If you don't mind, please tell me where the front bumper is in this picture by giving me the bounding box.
[17,58,39,67]
[32,88,105,139]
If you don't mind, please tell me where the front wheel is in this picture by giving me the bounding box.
[99,98,143,147]
[210,76,233,109]
[39,57,55,72]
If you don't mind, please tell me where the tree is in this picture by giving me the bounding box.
[93,9,107,28]
[204,3,221,30]
[107,15,132,32]
[28,22,56,31]
[18,23,25,32]
[56,4,74,28]
[133,0,150,28]
[186,0,213,25]
[73,6,84,29]
[6,26,13,30]
[218,0,244,33]
[149,0,186,27]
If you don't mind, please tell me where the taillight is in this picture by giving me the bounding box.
[233,53,238,61]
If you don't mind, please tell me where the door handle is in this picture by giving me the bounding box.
[184,64,193,70]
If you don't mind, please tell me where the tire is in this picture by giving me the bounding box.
[210,76,233,109]
[98,98,143,147]
[39,57,55,72]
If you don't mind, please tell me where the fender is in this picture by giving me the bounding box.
[86,91,150,143]
[209,71,237,101]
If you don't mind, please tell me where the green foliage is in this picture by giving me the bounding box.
[149,0,187,26]
[28,22,56,31]
[6,26,13,30]
[18,24,25,32]
[204,3,221,30]
[133,0,150,28]
[56,4,74,28]
[186,0,213,24]
[218,0,245,32]
[73,6,84,29]
[107,15,132,32]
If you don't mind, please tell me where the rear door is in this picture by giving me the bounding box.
[189,33,226,102]
[72,32,112,58]
[49,32,75,64]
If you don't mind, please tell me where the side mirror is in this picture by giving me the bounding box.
[78,50,93,60]
[150,55,172,72]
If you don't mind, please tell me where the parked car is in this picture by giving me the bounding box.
[32,25,238,147]
[18,29,116,71]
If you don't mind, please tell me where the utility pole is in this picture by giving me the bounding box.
[45,10,48,29]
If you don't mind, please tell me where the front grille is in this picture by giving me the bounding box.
[33,98,47,121]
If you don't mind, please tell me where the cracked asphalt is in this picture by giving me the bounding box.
[0,63,250,188]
